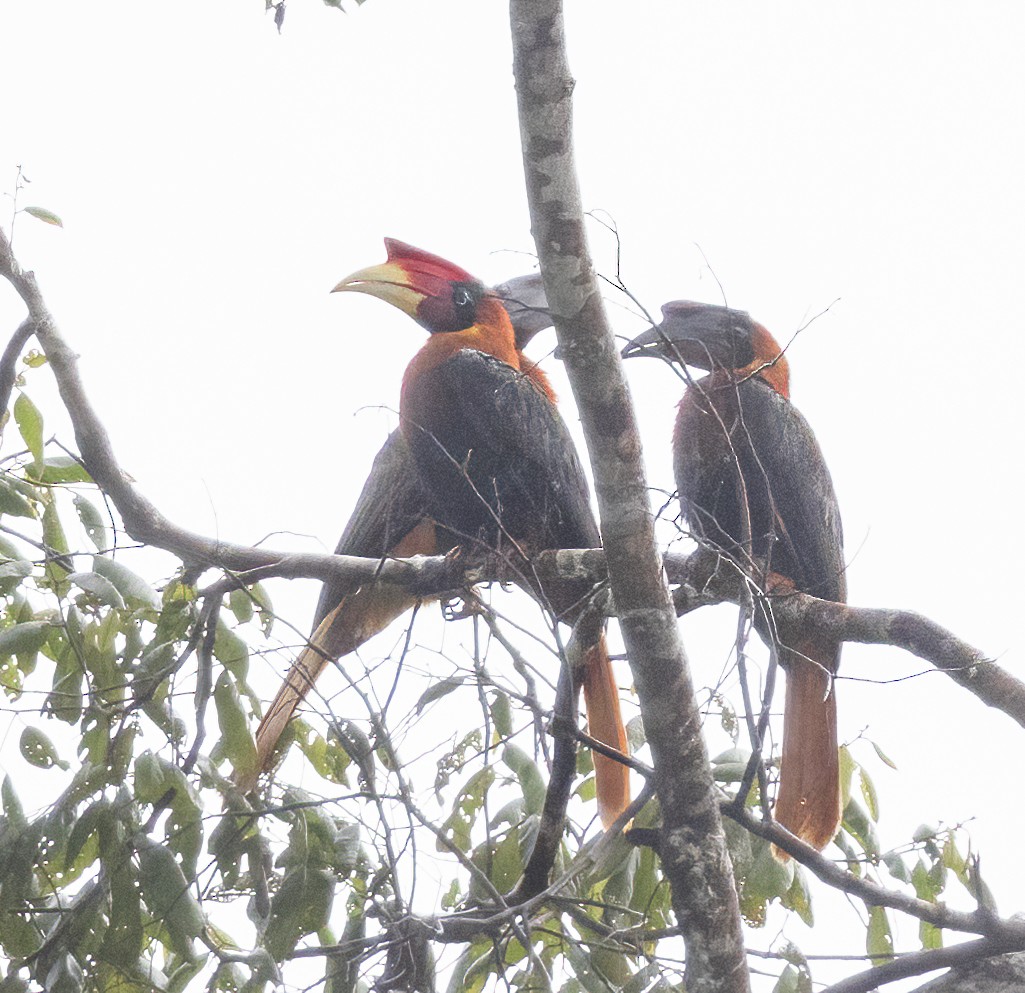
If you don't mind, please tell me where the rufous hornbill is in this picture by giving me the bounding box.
[325,238,630,827]
[250,269,556,784]
[623,302,845,852]
[252,243,629,827]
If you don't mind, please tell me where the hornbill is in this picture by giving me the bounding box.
[623,302,845,851]
[251,270,553,780]
[253,242,629,827]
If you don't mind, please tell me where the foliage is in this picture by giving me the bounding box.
[0,376,990,993]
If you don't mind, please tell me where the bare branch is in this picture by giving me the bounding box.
[821,941,1024,993]
[0,316,35,420]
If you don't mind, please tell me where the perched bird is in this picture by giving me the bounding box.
[254,241,629,827]
[623,302,845,851]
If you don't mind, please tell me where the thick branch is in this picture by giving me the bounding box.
[509,5,749,992]
[909,950,1025,993]
[824,943,1025,993]
[201,547,1025,740]
[725,802,1025,943]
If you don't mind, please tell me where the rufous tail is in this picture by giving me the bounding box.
[581,634,631,828]
[242,523,436,792]
[774,639,841,855]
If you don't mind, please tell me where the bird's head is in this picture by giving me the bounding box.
[621,301,756,370]
[333,238,497,336]
[622,300,790,396]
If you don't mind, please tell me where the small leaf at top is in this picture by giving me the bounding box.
[23,206,64,227]
[870,739,898,770]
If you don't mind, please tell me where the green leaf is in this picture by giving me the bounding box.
[838,744,856,811]
[213,619,249,679]
[101,849,144,969]
[441,767,496,853]
[0,535,28,561]
[489,690,512,738]
[911,858,940,902]
[136,835,205,960]
[870,739,898,769]
[744,839,795,908]
[74,494,108,550]
[13,394,43,467]
[65,797,110,873]
[28,455,92,485]
[433,730,482,798]
[41,495,69,565]
[710,746,750,783]
[772,965,800,993]
[19,725,69,770]
[881,849,910,883]
[860,767,880,822]
[48,639,84,723]
[416,675,463,714]
[941,832,969,886]
[502,743,546,816]
[470,831,525,898]
[134,751,200,817]
[68,570,126,609]
[920,919,943,950]
[783,863,814,928]
[92,555,160,608]
[264,863,335,960]
[228,588,253,624]
[214,672,258,780]
[0,477,35,518]
[842,798,880,859]
[294,722,351,785]
[250,581,275,636]
[1,774,26,824]
[866,906,894,964]
[0,619,52,658]
[913,823,938,843]
[23,205,64,227]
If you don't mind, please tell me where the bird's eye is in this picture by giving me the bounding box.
[453,286,473,309]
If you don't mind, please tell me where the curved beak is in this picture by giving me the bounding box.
[621,301,755,371]
[620,325,668,361]
[331,260,427,320]
[492,272,552,350]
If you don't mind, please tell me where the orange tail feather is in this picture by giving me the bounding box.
[774,639,841,855]
[581,635,630,828]
[242,521,436,792]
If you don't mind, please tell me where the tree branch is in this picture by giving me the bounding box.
[509,4,749,992]
[725,802,1025,944]
[822,941,1023,993]
[0,316,35,421]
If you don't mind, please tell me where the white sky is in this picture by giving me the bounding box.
[3,2,1025,989]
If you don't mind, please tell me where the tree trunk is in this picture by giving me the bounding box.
[509,3,750,991]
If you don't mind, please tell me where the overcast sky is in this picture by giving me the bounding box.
[4,2,1025,988]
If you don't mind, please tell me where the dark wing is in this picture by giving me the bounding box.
[313,428,429,627]
[676,376,845,603]
[403,349,598,552]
